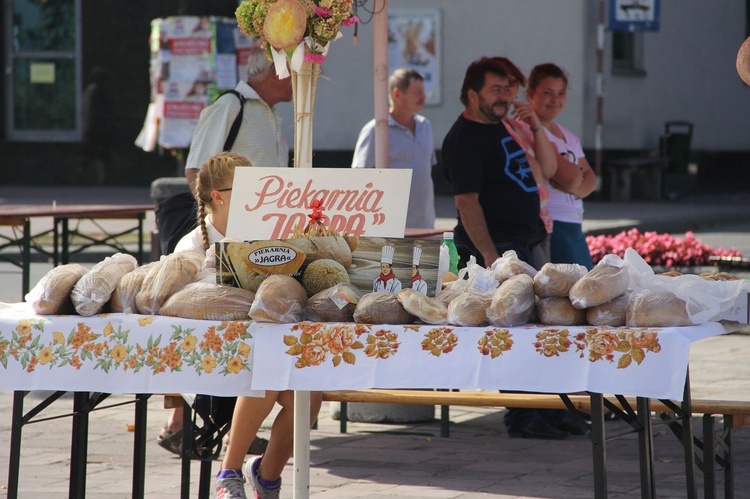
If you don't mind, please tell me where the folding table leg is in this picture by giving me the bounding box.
[132,394,150,499]
[69,392,91,499]
[181,399,192,499]
[724,414,734,499]
[7,391,28,499]
[703,414,716,499]
[589,392,608,499]
[681,373,698,499]
[636,397,655,499]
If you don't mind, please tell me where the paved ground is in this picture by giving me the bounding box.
[1,185,749,498]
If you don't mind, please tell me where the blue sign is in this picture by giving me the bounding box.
[609,0,660,32]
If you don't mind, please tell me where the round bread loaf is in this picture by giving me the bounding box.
[626,289,692,327]
[26,263,89,315]
[534,263,588,298]
[249,274,307,323]
[537,296,586,326]
[353,292,415,325]
[487,274,535,327]
[447,291,492,327]
[397,288,448,325]
[569,263,629,309]
[285,236,353,269]
[161,283,255,320]
[301,258,350,297]
[305,283,361,322]
[586,293,628,326]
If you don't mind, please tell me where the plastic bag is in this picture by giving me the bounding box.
[623,248,750,325]
[26,263,89,315]
[249,275,307,323]
[71,253,138,316]
[135,251,204,315]
[487,274,535,327]
[305,283,361,322]
[490,250,537,283]
[161,282,255,321]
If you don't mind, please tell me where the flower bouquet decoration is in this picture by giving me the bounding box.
[236,0,358,168]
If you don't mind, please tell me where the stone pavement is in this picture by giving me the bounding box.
[1,186,750,498]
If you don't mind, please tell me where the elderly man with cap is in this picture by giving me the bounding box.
[372,244,402,293]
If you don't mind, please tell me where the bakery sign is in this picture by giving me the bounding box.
[226,167,412,240]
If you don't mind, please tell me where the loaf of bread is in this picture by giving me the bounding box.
[305,283,361,322]
[285,236,353,269]
[135,251,204,315]
[26,263,89,315]
[397,288,448,325]
[586,293,628,326]
[626,289,692,327]
[353,292,415,325]
[249,274,307,323]
[161,282,255,320]
[435,279,468,306]
[487,274,535,327]
[537,296,587,326]
[534,263,588,298]
[491,250,537,283]
[447,291,492,327]
[301,258,350,297]
[71,253,138,316]
[569,262,629,309]
[109,262,156,313]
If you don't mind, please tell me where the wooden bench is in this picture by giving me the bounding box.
[322,389,750,499]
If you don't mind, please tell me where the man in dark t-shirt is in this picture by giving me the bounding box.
[442,58,546,268]
[441,57,574,441]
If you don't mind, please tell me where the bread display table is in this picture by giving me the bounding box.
[0,303,730,498]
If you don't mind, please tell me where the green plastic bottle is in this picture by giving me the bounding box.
[442,232,460,275]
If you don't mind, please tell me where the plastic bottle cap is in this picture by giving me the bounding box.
[443,232,454,239]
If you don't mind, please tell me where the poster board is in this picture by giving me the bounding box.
[216,237,441,298]
[226,167,413,240]
[136,16,258,151]
[387,8,441,105]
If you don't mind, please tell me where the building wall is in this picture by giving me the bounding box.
[1,0,749,188]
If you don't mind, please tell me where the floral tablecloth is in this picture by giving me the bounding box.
[0,303,259,397]
[0,302,728,400]
[249,321,728,400]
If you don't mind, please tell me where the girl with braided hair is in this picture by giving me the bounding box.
[174,151,250,254]
[160,152,268,458]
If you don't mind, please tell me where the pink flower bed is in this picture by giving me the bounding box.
[586,229,743,267]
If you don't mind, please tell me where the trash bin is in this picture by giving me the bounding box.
[663,121,693,174]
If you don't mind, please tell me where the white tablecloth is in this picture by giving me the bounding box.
[249,321,727,401]
[0,302,727,401]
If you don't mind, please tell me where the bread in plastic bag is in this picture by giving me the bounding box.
[569,254,629,309]
[487,274,535,327]
[71,253,138,316]
[160,282,255,320]
[537,296,586,326]
[490,250,537,283]
[623,247,750,325]
[353,292,415,325]
[249,274,307,323]
[135,251,204,315]
[25,263,89,315]
[626,289,691,327]
[109,262,156,313]
[586,293,629,326]
[534,262,588,298]
[397,288,448,325]
[435,278,468,306]
[447,262,497,326]
[305,283,361,322]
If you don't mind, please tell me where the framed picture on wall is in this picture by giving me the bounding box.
[387,8,441,105]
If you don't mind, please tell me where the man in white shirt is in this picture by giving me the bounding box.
[352,68,437,229]
[185,47,292,192]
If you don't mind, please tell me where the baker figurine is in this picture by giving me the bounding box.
[411,246,428,294]
[373,244,402,293]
